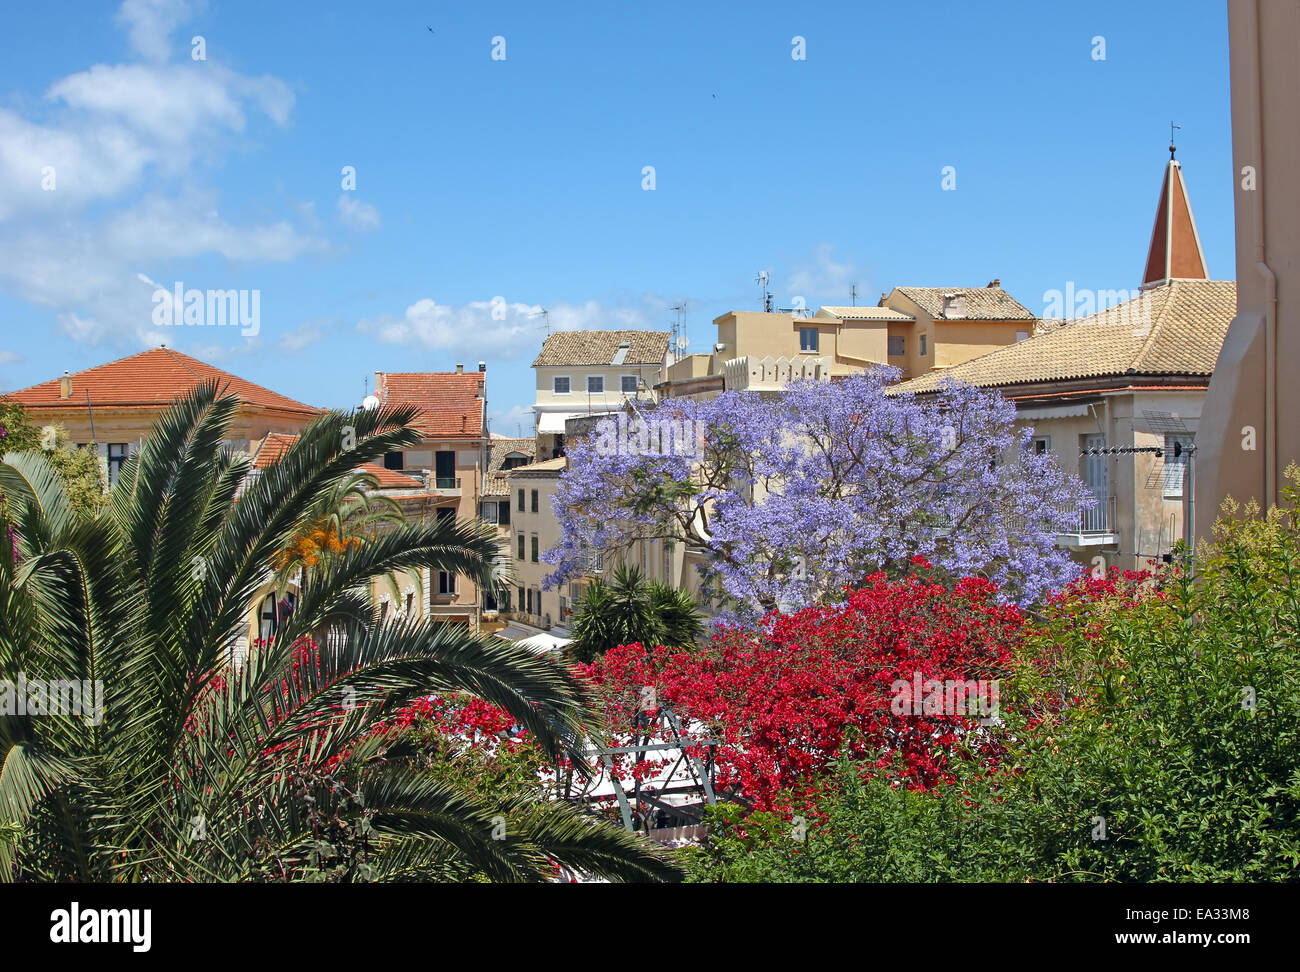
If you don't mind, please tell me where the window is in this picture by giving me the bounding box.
[530,536,539,563]
[586,375,604,394]
[1016,331,1030,343]
[479,501,498,524]
[621,374,639,394]
[799,327,819,353]
[517,488,525,512]
[1032,436,1051,456]
[919,334,928,357]
[258,592,295,644]
[517,585,525,611]
[383,451,404,470]
[436,506,454,523]
[497,500,510,525]
[405,591,415,616]
[501,453,529,471]
[888,336,905,357]
[107,443,130,485]
[517,535,526,560]
[530,489,538,513]
[1163,434,1195,498]
[553,376,571,395]
[434,450,456,489]
[438,571,456,595]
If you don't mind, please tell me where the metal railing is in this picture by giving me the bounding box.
[1065,495,1116,534]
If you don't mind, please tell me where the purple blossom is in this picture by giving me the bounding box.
[546,369,1091,621]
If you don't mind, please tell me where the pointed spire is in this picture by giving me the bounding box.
[1141,149,1209,289]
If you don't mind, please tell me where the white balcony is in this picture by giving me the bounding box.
[1057,495,1119,547]
[723,355,832,392]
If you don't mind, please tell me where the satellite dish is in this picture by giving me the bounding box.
[362,395,381,411]
[676,335,689,350]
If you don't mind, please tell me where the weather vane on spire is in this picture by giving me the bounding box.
[1170,121,1181,159]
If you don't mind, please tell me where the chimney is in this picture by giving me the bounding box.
[59,371,73,399]
[477,361,486,372]
[987,278,1000,288]
[455,363,464,374]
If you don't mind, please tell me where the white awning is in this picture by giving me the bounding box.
[537,412,575,435]
[1016,404,1091,420]
[514,633,572,654]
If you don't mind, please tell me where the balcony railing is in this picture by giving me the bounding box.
[1057,495,1118,545]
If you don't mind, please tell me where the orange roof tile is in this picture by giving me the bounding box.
[253,432,423,490]
[375,371,486,439]
[3,347,318,415]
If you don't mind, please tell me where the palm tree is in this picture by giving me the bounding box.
[0,383,678,882]
[569,565,703,663]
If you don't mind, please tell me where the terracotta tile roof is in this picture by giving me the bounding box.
[816,306,915,321]
[3,347,318,414]
[253,432,423,490]
[892,280,1236,395]
[892,285,1036,320]
[375,371,486,439]
[483,437,537,496]
[532,330,669,367]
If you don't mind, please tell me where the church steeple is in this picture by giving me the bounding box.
[1141,143,1209,289]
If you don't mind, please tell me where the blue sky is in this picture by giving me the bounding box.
[0,0,1233,435]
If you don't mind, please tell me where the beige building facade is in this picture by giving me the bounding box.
[659,282,1035,399]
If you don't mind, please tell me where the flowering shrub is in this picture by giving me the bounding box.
[581,564,1026,813]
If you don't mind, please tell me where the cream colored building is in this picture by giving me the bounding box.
[658,282,1035,399]
[504,457,569,630]
[531,330,670,460]
[371,365,493,628]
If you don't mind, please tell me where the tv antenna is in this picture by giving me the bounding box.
[531,308,551,337]
[755,270,773,312]
[670,301,688,363]
[1169,121,1181,158]
[850,282,858,307]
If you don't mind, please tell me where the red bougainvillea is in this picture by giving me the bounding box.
[581,563,1028,813]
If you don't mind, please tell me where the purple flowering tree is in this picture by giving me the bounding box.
[545,369,1092,621]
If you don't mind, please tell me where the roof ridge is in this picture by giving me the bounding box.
[1129,282,1179,372]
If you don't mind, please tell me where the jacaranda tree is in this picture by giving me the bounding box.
[546,370,1091,620]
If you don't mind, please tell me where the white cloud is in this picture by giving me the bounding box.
[0,2,292,222]
[47,64,293,144]
[490,403,535,437]
[0,351,21,366]
[116,0,205,64]
[337,193,381,232]
[278,319,329,353]
[0,194,325,346]
[358,297,660,359]
[786,244,862,302]
[0,2,318,347]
